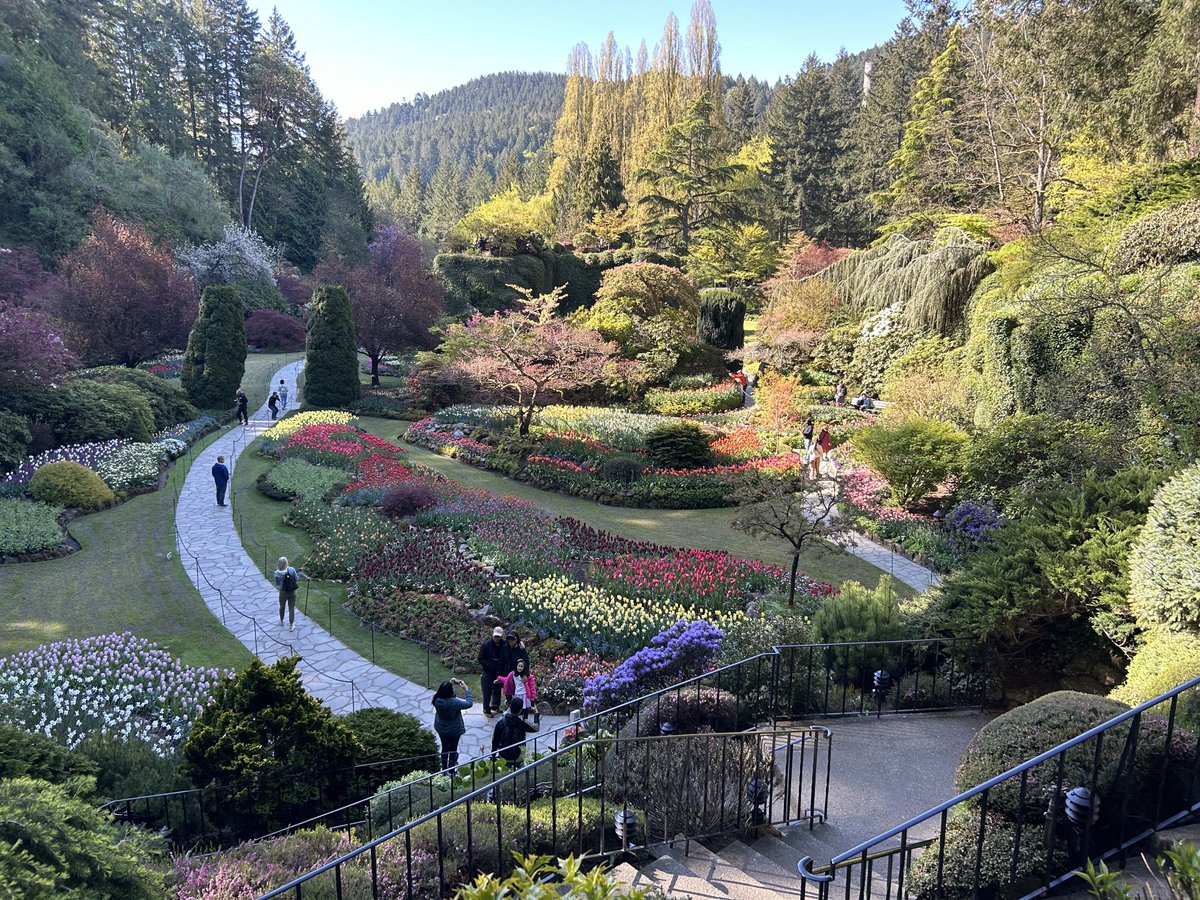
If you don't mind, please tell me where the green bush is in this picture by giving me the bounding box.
[0,410,32,473]
[0,498,64,555]
[29,461,116,510]
[597,454,644,484]
[233,278,289,317]
[265,458,348,502]
[5,381,157,445]
[73,734,191,803]
[1129,460,1200,632]
[644,421,712,469]
[305,285,361,408]
[907,810,1054,900]
[0,776,165,899]
[181,657,361,839]
[1113,198,1200,273]
[854,417,968,508]
[454,855,663,900]
[697,291,746,349]
[811,577,910,678]
[72,366,197,431]
[0,722,96,783]
[340,708,438,794]
[1110,631,1200,732]
[182,285,247,409]
[645,383,743,415]
[369,770,462,831]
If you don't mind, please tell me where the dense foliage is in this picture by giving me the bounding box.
[1129,461,1200,633]
[182,285,247,409]
[305,285,362,408]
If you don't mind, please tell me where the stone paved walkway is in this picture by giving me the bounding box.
[174,360,566,761]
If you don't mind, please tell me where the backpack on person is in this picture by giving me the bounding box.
[494,715,526,760]
[282,569,298,593]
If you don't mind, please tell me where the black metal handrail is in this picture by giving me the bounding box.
[797,674,1200,900]
[253,724,833,899]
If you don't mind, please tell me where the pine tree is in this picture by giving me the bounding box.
[725,77,758,145]
[423,159,467,240]
[182,285,247,408]
[304,284,361,408]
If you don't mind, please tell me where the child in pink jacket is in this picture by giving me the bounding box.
[496,657,538,722]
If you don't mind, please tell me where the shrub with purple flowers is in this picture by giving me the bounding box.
[945,500,1005,547]
[0,632,232,754]
[583,619,724,711]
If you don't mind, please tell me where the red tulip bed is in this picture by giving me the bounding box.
[258,414,835,691]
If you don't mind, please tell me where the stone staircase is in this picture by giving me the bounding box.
[613,712,992,899]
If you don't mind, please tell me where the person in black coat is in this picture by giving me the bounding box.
[211,456,230,507]
[500,631,529,680]
[478,626,506,716]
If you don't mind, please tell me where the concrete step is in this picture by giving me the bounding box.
[614,843,783,900]
[713,837,808,897]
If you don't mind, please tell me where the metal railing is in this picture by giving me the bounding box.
[254,724,832,899]
[797,674,1200,900]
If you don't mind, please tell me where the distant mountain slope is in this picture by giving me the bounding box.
[345,71,567,183]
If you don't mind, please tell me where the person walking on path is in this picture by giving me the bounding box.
[491,697,539,769]
[273,556,299,631]
[478,627,506,716]
[834,379,847,406]
[235,389,249,425]
[432,678,473,770]
[818,426,832,456]
[210,456,230,507]
[278,380,289,411]
[496,658,539,723]
[802,417,815,451]
[268,391,280,420]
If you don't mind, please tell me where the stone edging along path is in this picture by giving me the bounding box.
[173,359,522,760]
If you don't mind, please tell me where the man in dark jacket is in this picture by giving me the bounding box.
[478,626,506,716]
[211,456,230,507]
[491,697,538,768]
[500,632,529,681]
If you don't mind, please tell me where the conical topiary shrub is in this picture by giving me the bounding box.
[182,285,246,409]
[304,284,361,408]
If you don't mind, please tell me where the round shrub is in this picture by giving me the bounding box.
[907,810,1054,900]
[1129,461,1200,632]
[644,421,712,469]
[597,454,644,484]
[380,482,437,518]
[1113,198,1200,274]
[245,308,306,351]
[73,367,198,431]
[1110,631,1200,732]
[623,687,742,737]
[29,461,116,510]
[340,708,438,793]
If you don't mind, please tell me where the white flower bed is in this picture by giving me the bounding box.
[95,442,168,492]
[0,633,232,754]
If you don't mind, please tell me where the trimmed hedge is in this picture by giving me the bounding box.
[1130,461,1200,632]
[1110,631,1200,732]
[29,461,116,510]
[182,285,247,409]
[245,308,306,351]
[1113,198,1200,273]
[644,422,712,469]
[3,381,156,445]
[645,383,743,416]
[340,708,438,793]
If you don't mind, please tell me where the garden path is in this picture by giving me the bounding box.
[173,360,566,761]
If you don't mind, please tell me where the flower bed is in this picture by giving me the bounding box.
[2,439,130,484]
[139,351,184,379]
[491,574,745,660]
[0,632,231,753]
[0,498,64,557]
[277,423,400,469]
[645,383,744,416]
[265,458,349,502]
[261,410,358,445]
[95,441,168,492]
[345,590,483,671]
[539,651,615,709]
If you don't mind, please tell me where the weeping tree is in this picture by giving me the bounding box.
[697,289,746,349]
[815,228,994,337]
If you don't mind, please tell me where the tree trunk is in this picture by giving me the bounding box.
[788,553,800,607]
[1190,45,1200,159]
[370,354,381,387]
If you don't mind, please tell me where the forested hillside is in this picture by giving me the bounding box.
[0,0,370,270]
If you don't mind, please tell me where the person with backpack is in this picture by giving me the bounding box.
[273,556,299,632]
[431,678,472,770]
[278,379,289,411]
[491,697,538,769]
[235,389,249,426]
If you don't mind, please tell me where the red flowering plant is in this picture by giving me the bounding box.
[839,458,923,524]
[710,427,769,462]
[279,424,399,469]
[404,417,496,465]
[538,651,616,708]
[338,453,418,506]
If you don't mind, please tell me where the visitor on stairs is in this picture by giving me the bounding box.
[432,678,473,770]
[274,556,299,631]
[478,627,506,716]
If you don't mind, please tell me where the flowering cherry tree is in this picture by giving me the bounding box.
[433,285,638,435]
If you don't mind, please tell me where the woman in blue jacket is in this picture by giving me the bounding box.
[431,678,472,770]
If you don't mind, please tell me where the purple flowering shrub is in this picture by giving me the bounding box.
[946,500,1005,547]
[583,619,724,712]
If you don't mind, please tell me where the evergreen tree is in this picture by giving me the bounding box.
[304,284,360,407]
[423,159,467,240]
[582,142,627,217]
[182,285,247,408]
[396,168,426,231]
[725,76,758,145]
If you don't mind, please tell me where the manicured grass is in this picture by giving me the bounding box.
[229,439,453,688]
[0,429,252,669]
[359,418,912,595]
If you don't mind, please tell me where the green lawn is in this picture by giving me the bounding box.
[229,440,453,688]
[358,417,911,595]
[0,429,252,669]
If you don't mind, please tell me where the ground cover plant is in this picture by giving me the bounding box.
[0,498,63,557]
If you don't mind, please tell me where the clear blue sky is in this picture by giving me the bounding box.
[249,1,910,119]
